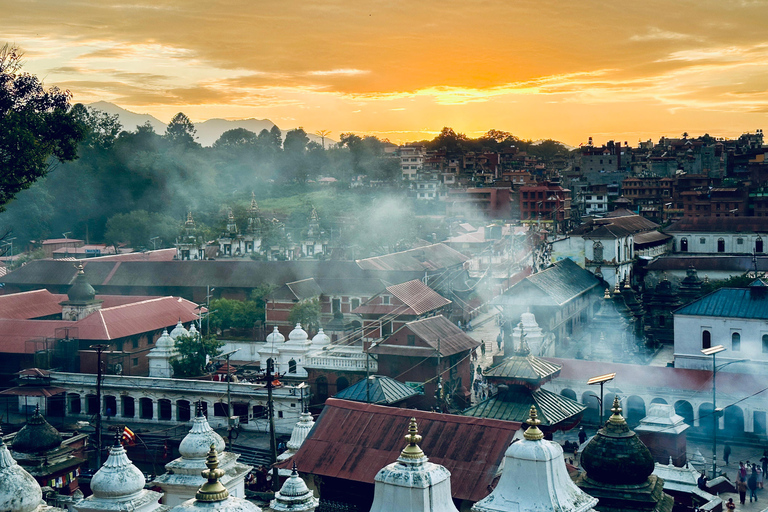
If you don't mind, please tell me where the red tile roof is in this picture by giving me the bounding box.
[370,315,478,357]
[279,398,519,502]
[0,290,158,320]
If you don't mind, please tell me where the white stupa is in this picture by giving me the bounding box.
[153,404,252,507]
[471,406,598,512]
[148,329,178,378]
[168,445,261,512]
[277,408,315,462]
[170,321,190,340]
[511,309,545,356]
[268,462,318,512]
[258,324,313,377]
[73,436,167,512]
[0,434,65,512]
[369,418,459,512]
[310,329,330,350]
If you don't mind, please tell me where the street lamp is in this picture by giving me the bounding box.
[149,236,160,251]
[587,372,616,426]
[701,344,748,478]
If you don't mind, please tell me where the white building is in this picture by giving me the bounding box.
[665,217,768,255]
[400,145,425,181]
[148,329,178,378]
[674,280,768,372]
[258,324,314,378]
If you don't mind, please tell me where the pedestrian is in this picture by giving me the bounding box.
[757,463,763,489]
[697,472,708,491]
[724,443,731,465]
[472,348,478,361]
[480,341,486,357]
[726,498,736,512]
[738,478,748,505]
[748,467,758,502]
[761,452,768,478]
[496,332,502,351]
[578,427,587,445]
[740,461,747,481]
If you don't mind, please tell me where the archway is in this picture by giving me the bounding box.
[626,396,646,426]
[336,377,349,393]
[316,377,329,403]
[674,400,694,426]
[68,393,81,415]
[158,399,172,421]
[139,397,153,419]
[86,394,98,415]
[561,389,577,401]
[47,394,65,417]
[650,398,668,405]
[121,396,135,418]
[104,395,117,417]
[582,391,599,424]
[699,403,715,434]
[177,400,191,422]
[724,405,744,435]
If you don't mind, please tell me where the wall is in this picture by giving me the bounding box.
[674,314,768,371]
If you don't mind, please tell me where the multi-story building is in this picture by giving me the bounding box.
[519,182,572,233]
[446,187,513,221]
[399,144,425,181]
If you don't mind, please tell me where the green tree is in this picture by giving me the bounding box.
[164,112,199,148]
[70,103,122,150]
[170,333,223,378]
[213,127,257,148]
[0,44,85,211]
[288,298,321,332]
[104,210,181,249]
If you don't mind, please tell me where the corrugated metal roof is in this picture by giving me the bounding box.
[278,398,519,502]
[386,280,451,316]
[286,278,323,301]
[674,287,768,319]
[634,231,672,245]
[665,217,768,233]
[332,376,418,404]
[462,387,585,426]
[0,290,158,320]
[484,354,561,381]
[493,259,600,307]
[370,315,479,357]
[356,243,469,272]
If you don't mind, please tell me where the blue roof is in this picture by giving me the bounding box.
[675,287,768,320]
[332,375,419,405]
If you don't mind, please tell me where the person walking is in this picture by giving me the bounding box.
[748,467,758,502]
[740,462,747,481]
[738,478,748,505]
[757,463,763,489]
[496,332,502,351]
[726,498,736,512]
[724,443,732,465]
[578,427,587,445]
[761,452,768,479]
[480,341,486,357]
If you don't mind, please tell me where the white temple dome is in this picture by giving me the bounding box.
[90,440,146,499]
[179,409,226,460]
[520,308,539,327]
[171,321,190,340]
[311,329,330,348]
[0,439,43,512]
[288,324,308,343]
[189,324,199,337]
[270,464,318,512]
[156,329,174,348]
[266,327,285,344]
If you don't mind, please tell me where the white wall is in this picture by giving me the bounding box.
[672,232,765,255]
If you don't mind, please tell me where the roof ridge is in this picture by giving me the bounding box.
[100,296,177,311]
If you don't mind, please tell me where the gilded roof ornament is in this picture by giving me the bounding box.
[524,406,544,441]
[399,418,425,460]
[195,444,229,502]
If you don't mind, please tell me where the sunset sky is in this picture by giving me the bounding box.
[7,0,768,145]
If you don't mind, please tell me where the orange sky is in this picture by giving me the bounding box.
[7,0,768,145]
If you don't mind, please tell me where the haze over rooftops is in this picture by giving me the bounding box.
[356,243,468,272]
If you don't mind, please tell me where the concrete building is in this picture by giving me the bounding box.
[665,217,768,255]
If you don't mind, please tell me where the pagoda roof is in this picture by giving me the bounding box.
[484,354,561,382]
[332,375,419,405]
[462,387,585,428]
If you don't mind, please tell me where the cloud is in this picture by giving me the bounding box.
[630,27,702,42]
[307,69,369,76]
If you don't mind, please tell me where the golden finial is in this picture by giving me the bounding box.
[77,263,85,274]
[524,406,544,441]
[399,418,425,460]
[624,275,631,289]
[603,288,611,300]
[609,396,625,425]
[613,279,621,295]
[195,444,229,502]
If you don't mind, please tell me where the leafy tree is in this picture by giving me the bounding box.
[0,44,85,211]
[70,103,122,150]
[288,298,321,332]
[164,112,199,148]
[213,127,257,148]
[283,128,309,154]
[170,333,223,377]
[104,210,181,249]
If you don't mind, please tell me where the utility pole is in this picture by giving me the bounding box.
[255,358,280,491]
[90,344,109,467]
[215,349,240,447]
[435,337,442,411]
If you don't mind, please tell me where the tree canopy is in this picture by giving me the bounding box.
[0,44,85,211]
[170,333,223,378]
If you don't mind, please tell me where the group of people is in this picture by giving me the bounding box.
[734,461,764,505]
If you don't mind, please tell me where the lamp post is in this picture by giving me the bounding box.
[701,345,748,478]
[90,343,109,467]
[149,236,160,251]
[587,372,616,426]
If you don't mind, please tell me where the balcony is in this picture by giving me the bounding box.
[305,346,377,372]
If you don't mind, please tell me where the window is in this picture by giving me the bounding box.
[717,238,725,253]
[681,238,688,252]
[332,299,341,314]
[382,295,391,305]
[658,315,666,327]
[757,237,764,253]
[593,241,604,262]
[132,357,139,367]
[288,359,297,374]
[407,335,416,346]
[763,334,768,353]
[700,238,706,244]
[737,237,744,245]
[132,338,139,349]
[732,332,741,351]
[702,330,711,350]
[351,298,360,310]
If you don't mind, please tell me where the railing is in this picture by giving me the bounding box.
[305,354,377,372]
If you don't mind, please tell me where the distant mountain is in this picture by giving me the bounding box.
[87,101,166,133]
[85,101,333,147]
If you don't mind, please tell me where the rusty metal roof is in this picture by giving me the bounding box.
[356,243,469,272]
[385,280,451,315]
[665,217,768,233]
[0,290,157,320]
[484,354,561,382]
[279,398,519,502]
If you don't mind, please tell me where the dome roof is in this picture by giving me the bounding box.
[266,326,285,344]
[12,409,62,454]
[189,324,199,336]
[171,320,190,340]
[67,264,96,303]
[0,438,43,512]
[581,397,654,485]
[156,329,174,349]
[311,329,330,348]
[270,463,318,512]
[179,406,226,460]
[288,324,308,343]
[90,438,146,499]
